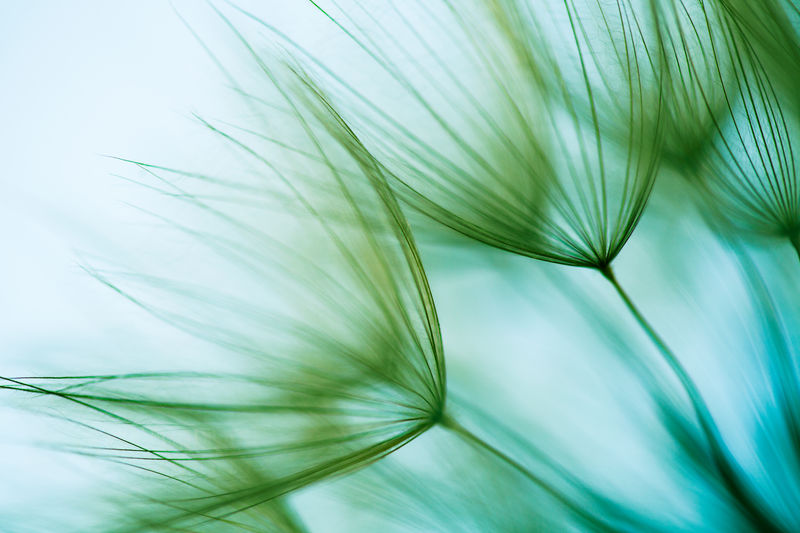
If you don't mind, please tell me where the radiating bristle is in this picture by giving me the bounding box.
[4,1,800,531]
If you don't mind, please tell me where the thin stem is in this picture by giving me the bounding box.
[439,413,622,532]
[599,266,701,410]
[599,265,784,533]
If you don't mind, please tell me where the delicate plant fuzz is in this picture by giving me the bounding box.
[669,1,800,256]
[716,0,800,112]
[3,61,449,528]
[1,43,638,531]
[256,2,800,531]
[5,1,800,531]
[651,0,736,170]
[244,0,666,270]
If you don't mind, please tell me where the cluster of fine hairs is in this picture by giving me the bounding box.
[4,0,800,531]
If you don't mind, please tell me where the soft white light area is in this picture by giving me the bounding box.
[0,2,340,527]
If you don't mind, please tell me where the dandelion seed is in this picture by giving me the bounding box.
[248,2,796,531]
[2,33,631,530]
